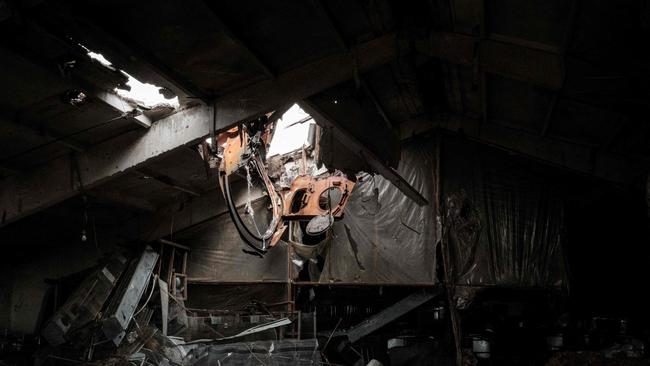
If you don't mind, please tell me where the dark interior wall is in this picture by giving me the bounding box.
[0,241,115,334]
[0,200,130,334]
[442,133,650,321]
[0,271,13,330]
[565,182,650,320]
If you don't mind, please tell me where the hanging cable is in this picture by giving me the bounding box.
[71,153,90,242]
[134,274,158,317]
[0,113,130,167]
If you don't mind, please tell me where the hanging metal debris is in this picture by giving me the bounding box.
[214,114,355,255]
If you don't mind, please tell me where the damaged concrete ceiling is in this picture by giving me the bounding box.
[1,0,649,244]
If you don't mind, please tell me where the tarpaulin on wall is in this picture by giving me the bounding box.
[442,136,567,288]
[177,203,288,282]
[316,138,439,284]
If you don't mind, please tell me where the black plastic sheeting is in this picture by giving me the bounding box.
[178,202,288,282]
[442,137,567,288]
[316,138,439,284]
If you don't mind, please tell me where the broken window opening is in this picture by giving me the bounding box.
[267,104,316,157]
[80,45,179,109]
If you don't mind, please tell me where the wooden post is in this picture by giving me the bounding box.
[436,134,463,366]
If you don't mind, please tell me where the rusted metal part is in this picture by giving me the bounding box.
[281,174,355,219]
[216,119,355,254]
[217,126,247,175]
[218,123,275,175]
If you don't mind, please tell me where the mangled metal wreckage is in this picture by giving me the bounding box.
[211,114,356,255]
[37,245,316,366]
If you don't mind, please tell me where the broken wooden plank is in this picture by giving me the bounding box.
[338,290,440,343]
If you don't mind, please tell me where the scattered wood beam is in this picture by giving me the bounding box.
[299,100,428,206]
[417,31,563,90]
[0,34,398,225]
[336,290,440,343]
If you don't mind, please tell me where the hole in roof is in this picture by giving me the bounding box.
[79,44,115,70]
[267,104,315,157]
[116,72,179,109]
[80,45,179,109]
[87,51,113,69]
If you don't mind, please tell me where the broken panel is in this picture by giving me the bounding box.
[41,253,128,346]
[101,246,158,345]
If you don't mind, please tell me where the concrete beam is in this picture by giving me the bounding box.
[417,32,563,90]
[299,100,428,206]
[0,34,398,225]
[0,106,212,226]
[95,91,152,128]
[400,115,646,185]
